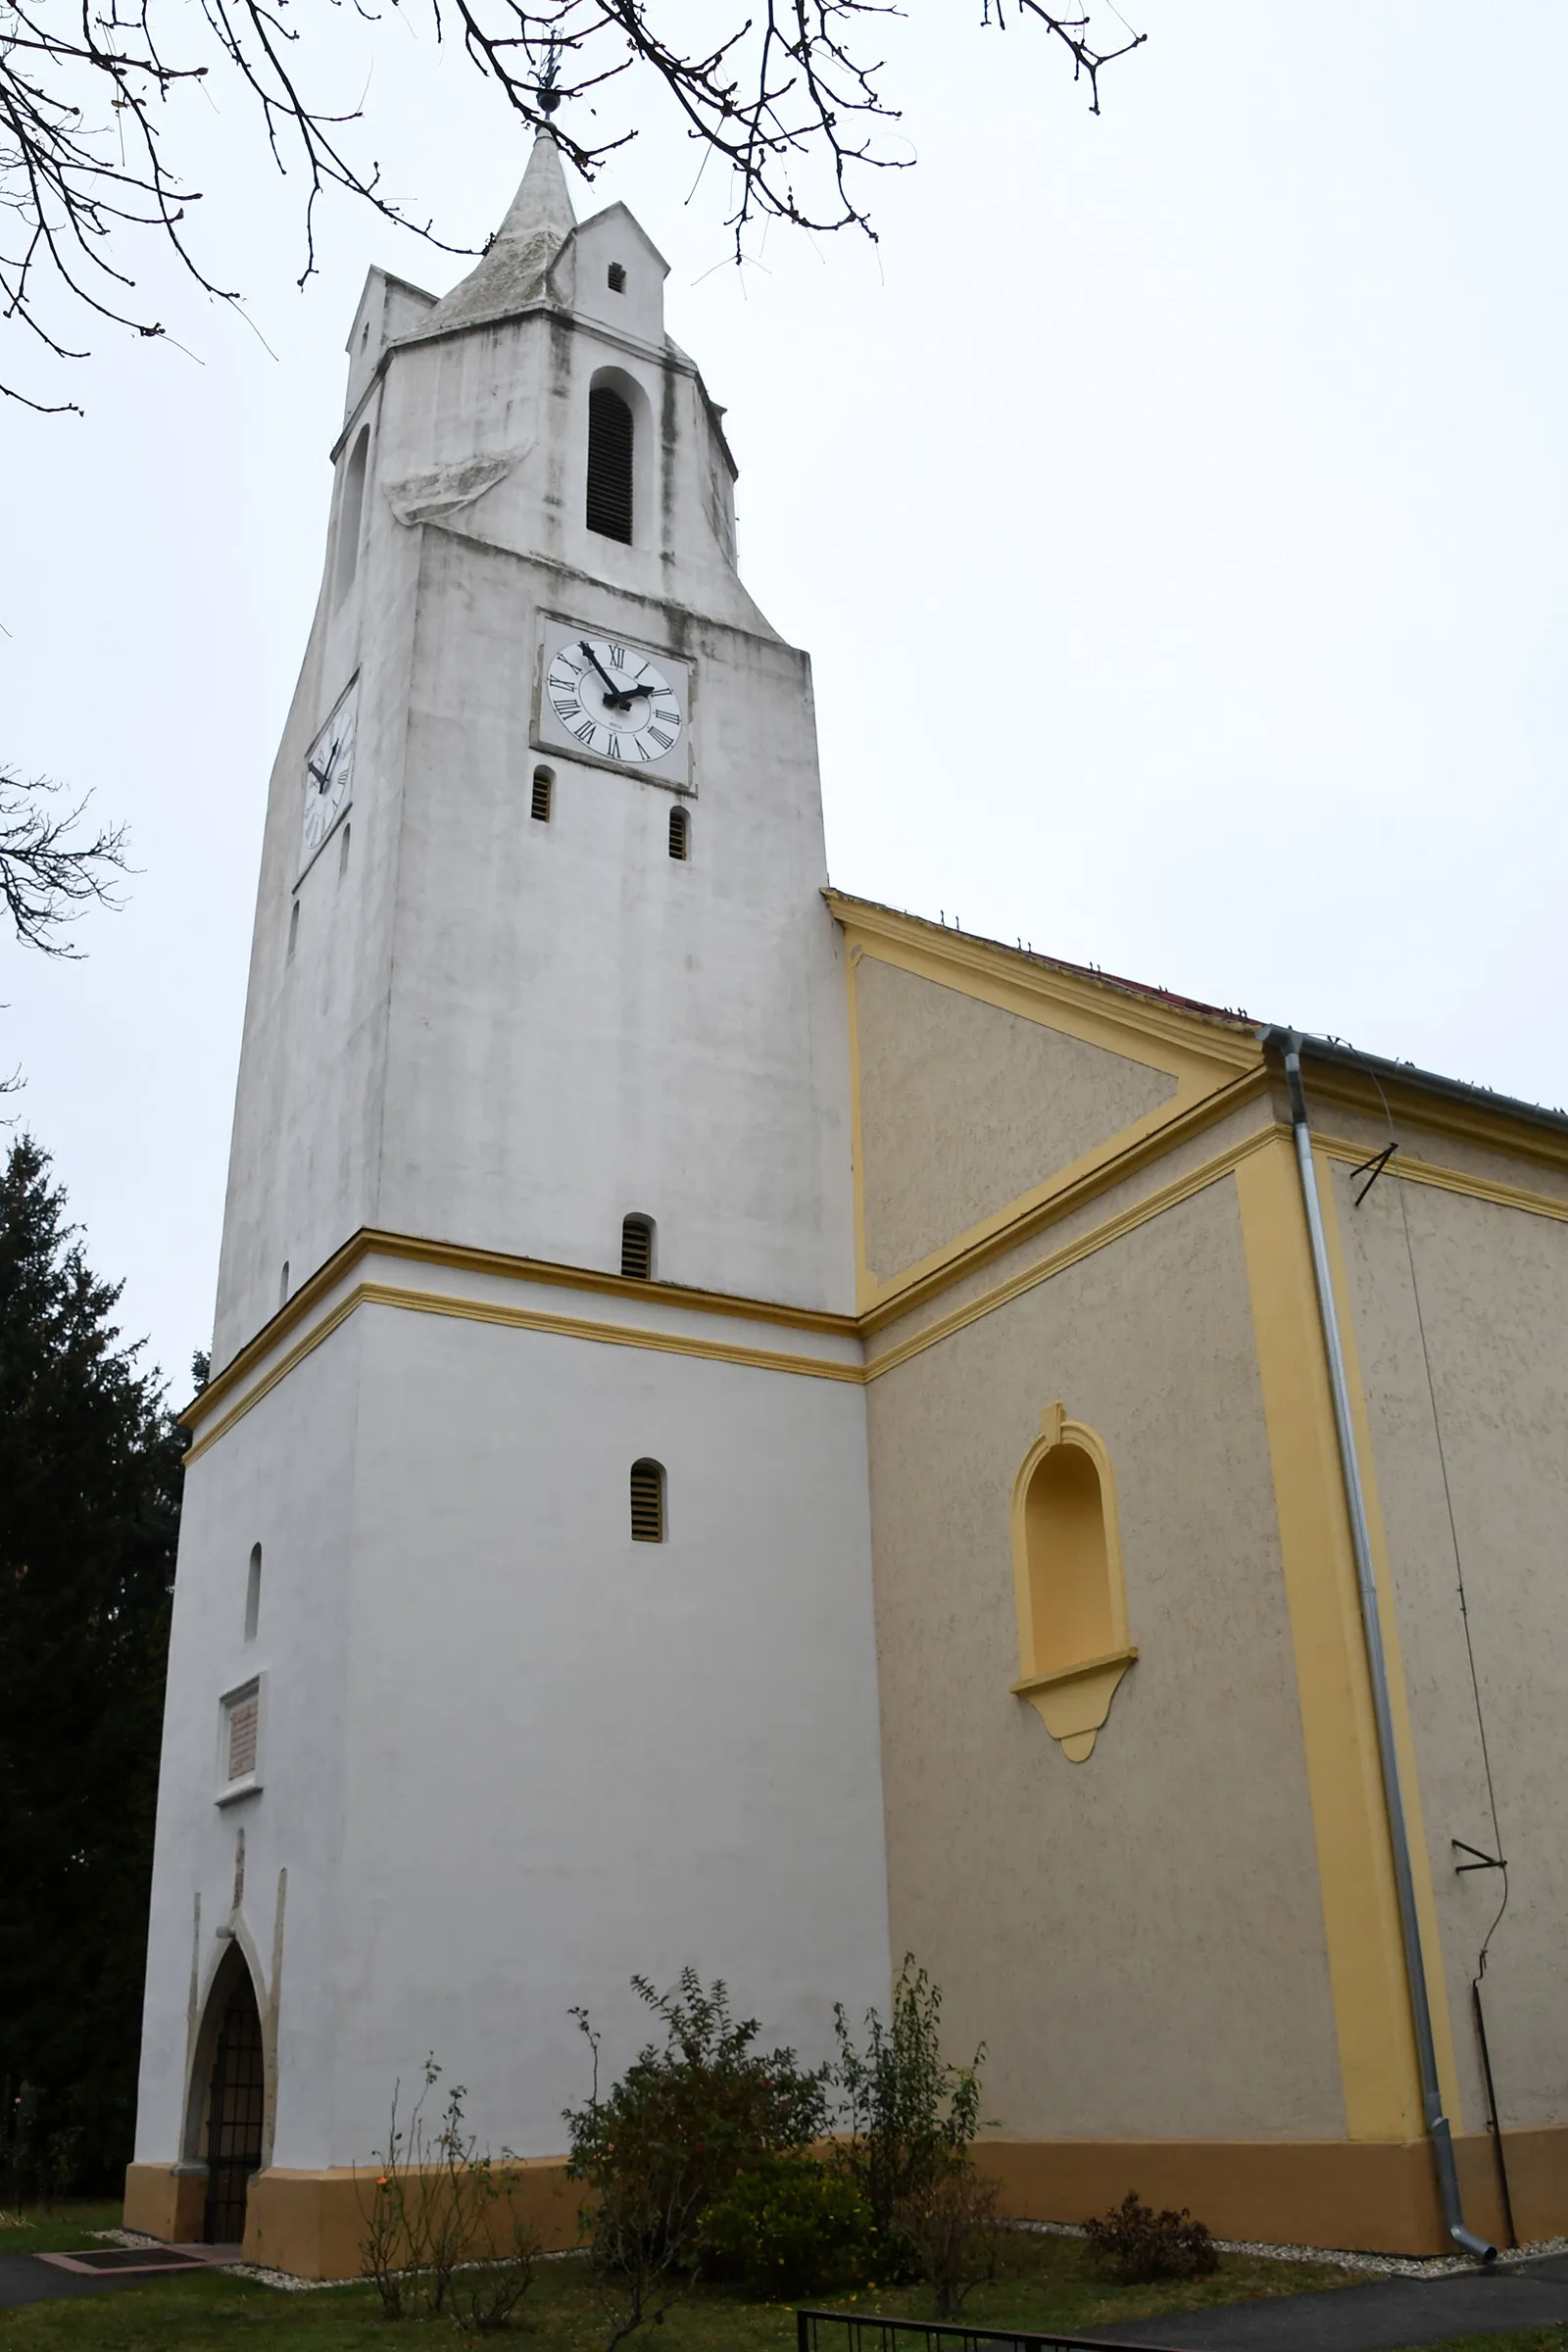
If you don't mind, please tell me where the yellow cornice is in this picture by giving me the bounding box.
[184,1279,861,1465]
[182,1103,1568,1465]
[863,1124,1283,1382]
[1300,1061,1568,1183]
[1314,1133,1568,1227]
[858,1066,1273,1333]
[186,1227,858,1434]
[824,892,1262,1072]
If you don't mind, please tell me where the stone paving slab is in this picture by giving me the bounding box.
[1087,2255,1568,2351]
[0,2246,234,2308]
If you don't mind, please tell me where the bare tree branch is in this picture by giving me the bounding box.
[0,768,128,954]
[1,0,1146,408]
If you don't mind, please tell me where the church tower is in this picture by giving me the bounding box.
[127,136,891,2260]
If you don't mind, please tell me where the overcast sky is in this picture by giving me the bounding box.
[5,1,1565,1395]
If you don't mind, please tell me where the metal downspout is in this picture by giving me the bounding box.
[1274,1032,1495,2264]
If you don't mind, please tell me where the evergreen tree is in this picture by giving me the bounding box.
[0,1134,183,2193]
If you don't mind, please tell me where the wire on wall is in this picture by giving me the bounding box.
[1350,1056,1517,2246]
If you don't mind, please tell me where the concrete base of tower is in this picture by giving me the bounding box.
[124,2157,586,2276]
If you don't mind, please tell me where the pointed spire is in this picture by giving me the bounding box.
[498,128,576,248]
[420,130,577,334]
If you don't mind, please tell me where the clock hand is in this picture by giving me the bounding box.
[577,640,644,713]
[307,740,342,793]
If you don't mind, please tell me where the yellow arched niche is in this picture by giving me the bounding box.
[1009,1404,1137,1761]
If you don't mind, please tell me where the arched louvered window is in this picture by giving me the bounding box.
[630,1459,665,1544]
[607,262,626,293]
[531,766,554,823]
[667,805,690,861]
[621,1214,655,1281]
[587,385,634,543]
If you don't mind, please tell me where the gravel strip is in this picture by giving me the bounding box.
[1012,2219,1568,2280]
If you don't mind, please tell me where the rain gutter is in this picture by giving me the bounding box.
[1263,1027,1495,2264]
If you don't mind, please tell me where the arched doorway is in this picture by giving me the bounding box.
[201,1952,265,2243]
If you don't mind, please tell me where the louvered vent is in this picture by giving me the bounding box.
[621,1214,654,1280]
[586,386,634,543]
[226,1686,260,1781]
[630,1459,664,1544]
[667,806,689,861]
[607,262,626,293]
[531,767,553,822]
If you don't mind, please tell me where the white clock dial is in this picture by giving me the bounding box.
[301,687,357,864]
[545,638,684,767]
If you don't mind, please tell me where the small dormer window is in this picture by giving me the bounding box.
[608,263,626,294]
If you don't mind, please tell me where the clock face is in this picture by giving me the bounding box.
[301,686,357,865]
[545,638,684,767]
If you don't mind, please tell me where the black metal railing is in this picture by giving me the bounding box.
[795,2312,1170,2352]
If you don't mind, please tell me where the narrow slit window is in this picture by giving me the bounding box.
[620,1214,655,1281]
[243,1545,262,1643]
[630,1459,665,1544]
[531,767,554,823]
[334,426,369,602]
[338,822,352,878]
[279,1261,290,1308]
[607,262,626,293]
[667,805,690,861]
[586,386,634,543]
[287,901,300,960]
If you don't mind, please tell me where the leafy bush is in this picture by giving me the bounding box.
[564,1972,832,2347]
[832,1954,986,2269]
[893,2164,1000,2318]
[701,2157,871,2298]
[1083,2190,1218,2283]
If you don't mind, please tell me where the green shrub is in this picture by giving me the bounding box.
[564,1972,832,2346]
[701,2157,871,2298]
[832,1955,986,2275]
[1083,2190,1218,2283]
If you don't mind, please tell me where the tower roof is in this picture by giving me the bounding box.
[421,131,577,335]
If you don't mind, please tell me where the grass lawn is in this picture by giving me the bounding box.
[0,2202,1368,2348]
[1420,2340,1568,2352]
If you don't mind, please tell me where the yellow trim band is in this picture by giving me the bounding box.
[185,1281,861,1465]
[189,1227,857,1433]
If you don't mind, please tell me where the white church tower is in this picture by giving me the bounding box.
[127,135,891,2263]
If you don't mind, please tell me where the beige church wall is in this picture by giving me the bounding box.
[853,953,1178,1283]
[865,1174,1346,2150]
[1326,1153,1568,2145]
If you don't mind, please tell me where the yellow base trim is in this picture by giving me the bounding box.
[123,2162,208,2243]
[126,2159,584,2278]
[974,2128,1566,2256]
[123,2129,1568,2273]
